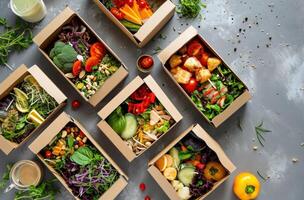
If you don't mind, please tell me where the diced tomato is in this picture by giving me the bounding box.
[195,154,202,161]
[200,52,209,66]
[72,60,82,76]
[220,86,228,95]
[110,7,125,20]
[187,41,203,56]
[126,0,134,6]
[78,140,84,146]
[45,150,52,158]
[79,130,85,138]
[113,0,126,8]
[90,42,106,60]
[85,57,100,72]
[196,163,205,169]
[182,78,198,93]
[181,145,187,152]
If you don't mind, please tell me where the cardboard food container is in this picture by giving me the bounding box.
[0,64,67,155]
[98,75,182,162]
[92,0,175,47]
[29,112,128,200]
[148,124,236,200]
[33,7,129,106]
[158,26,251,127]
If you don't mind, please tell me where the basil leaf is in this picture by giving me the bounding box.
[67,135,74,149]
[70,146,93,166]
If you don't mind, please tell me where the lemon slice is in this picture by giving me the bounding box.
[13,88,29,113]
[163,167,177,181]
[27,109,45,125]
[165,154,174,168]
[24,75,40,90]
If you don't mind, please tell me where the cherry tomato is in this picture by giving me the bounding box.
[85,56,100,72]
[139,182,146,191]
[138,0,147,8]
[110,7,125,20]
[195,154,202,161]
[45,150,52,158]
[196,163,205,170]
[139,56,154,69]
[144,196,151,200]
[72,60,82,76]
[79,130,85,138]
[182,78,198,93]
[200,52,209,66]
[71,100,81,109]
[187,41,203,56]
[90,42,106,60]
[126,0,134,6]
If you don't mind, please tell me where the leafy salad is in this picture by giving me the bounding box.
[49,18,122,99]
[107,84,175,155]
[155,133,227,199]
[0,75,58,144]
[167,37,245,120]
[41,123,119,200]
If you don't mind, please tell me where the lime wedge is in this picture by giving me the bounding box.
[24,75,41,90]
[13,88,29,113]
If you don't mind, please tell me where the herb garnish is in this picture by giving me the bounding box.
[0,164,12,189]
[255,121,271,147]
[152,46,162,55]
[237,118,243,131]
[176,0,207,18]
[0,17,33,70]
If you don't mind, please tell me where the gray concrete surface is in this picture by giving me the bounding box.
[0,0,303,199]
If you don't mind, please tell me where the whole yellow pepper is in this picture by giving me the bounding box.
[233,172,260,200]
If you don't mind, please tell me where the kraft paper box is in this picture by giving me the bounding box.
[92,0,175,47]
[148,124,236,200]
[158,26,251,127]
[33,7,129,107]
[29,112,128,200]
[0,64,67,155]
[98,75,182,162]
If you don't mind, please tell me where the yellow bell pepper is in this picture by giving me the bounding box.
[233,172,260,200]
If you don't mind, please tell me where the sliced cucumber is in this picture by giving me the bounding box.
[120,113,137,140]
[178,167,196,186]
[169,147,180,168]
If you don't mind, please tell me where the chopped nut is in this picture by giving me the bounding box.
[253,146,258,151]
[65,73,75,79]
[82,137,87,143]
[79,70,86,79]
[61,130,67,138]
[75,145,79,149]
[76,136,81,141]
[145,142,152,147]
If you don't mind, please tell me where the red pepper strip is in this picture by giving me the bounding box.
[128,102,134,113]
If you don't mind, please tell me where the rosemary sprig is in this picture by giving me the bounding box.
[255,121,271,147]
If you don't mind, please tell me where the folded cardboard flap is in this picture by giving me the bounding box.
[212,90,251,127]
[28,112,71,154]
[148,165,180,199]
[134,1,175,43]
[98,76,144,119]
[192,124,236,172]
[0,64,28,99]
[33,7,74,46]
[28,65,67,104]
[97,121,136,162]
[144,75,183,123]
[0,135,17,155]
[158,26,198,63]
[89,66,128,106]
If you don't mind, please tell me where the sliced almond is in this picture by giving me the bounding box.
[79,70,86,79]
[65,73,75,79]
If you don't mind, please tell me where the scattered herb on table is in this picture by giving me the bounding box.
[237,118,243,131]
[176,0,207,18]
[0,164,12,189]
[255,121,271,147]
[152,46,162,55]
[0,17,33,70]
[14,179,58,200]
[257,170,269,181]
[159,34,167,40]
